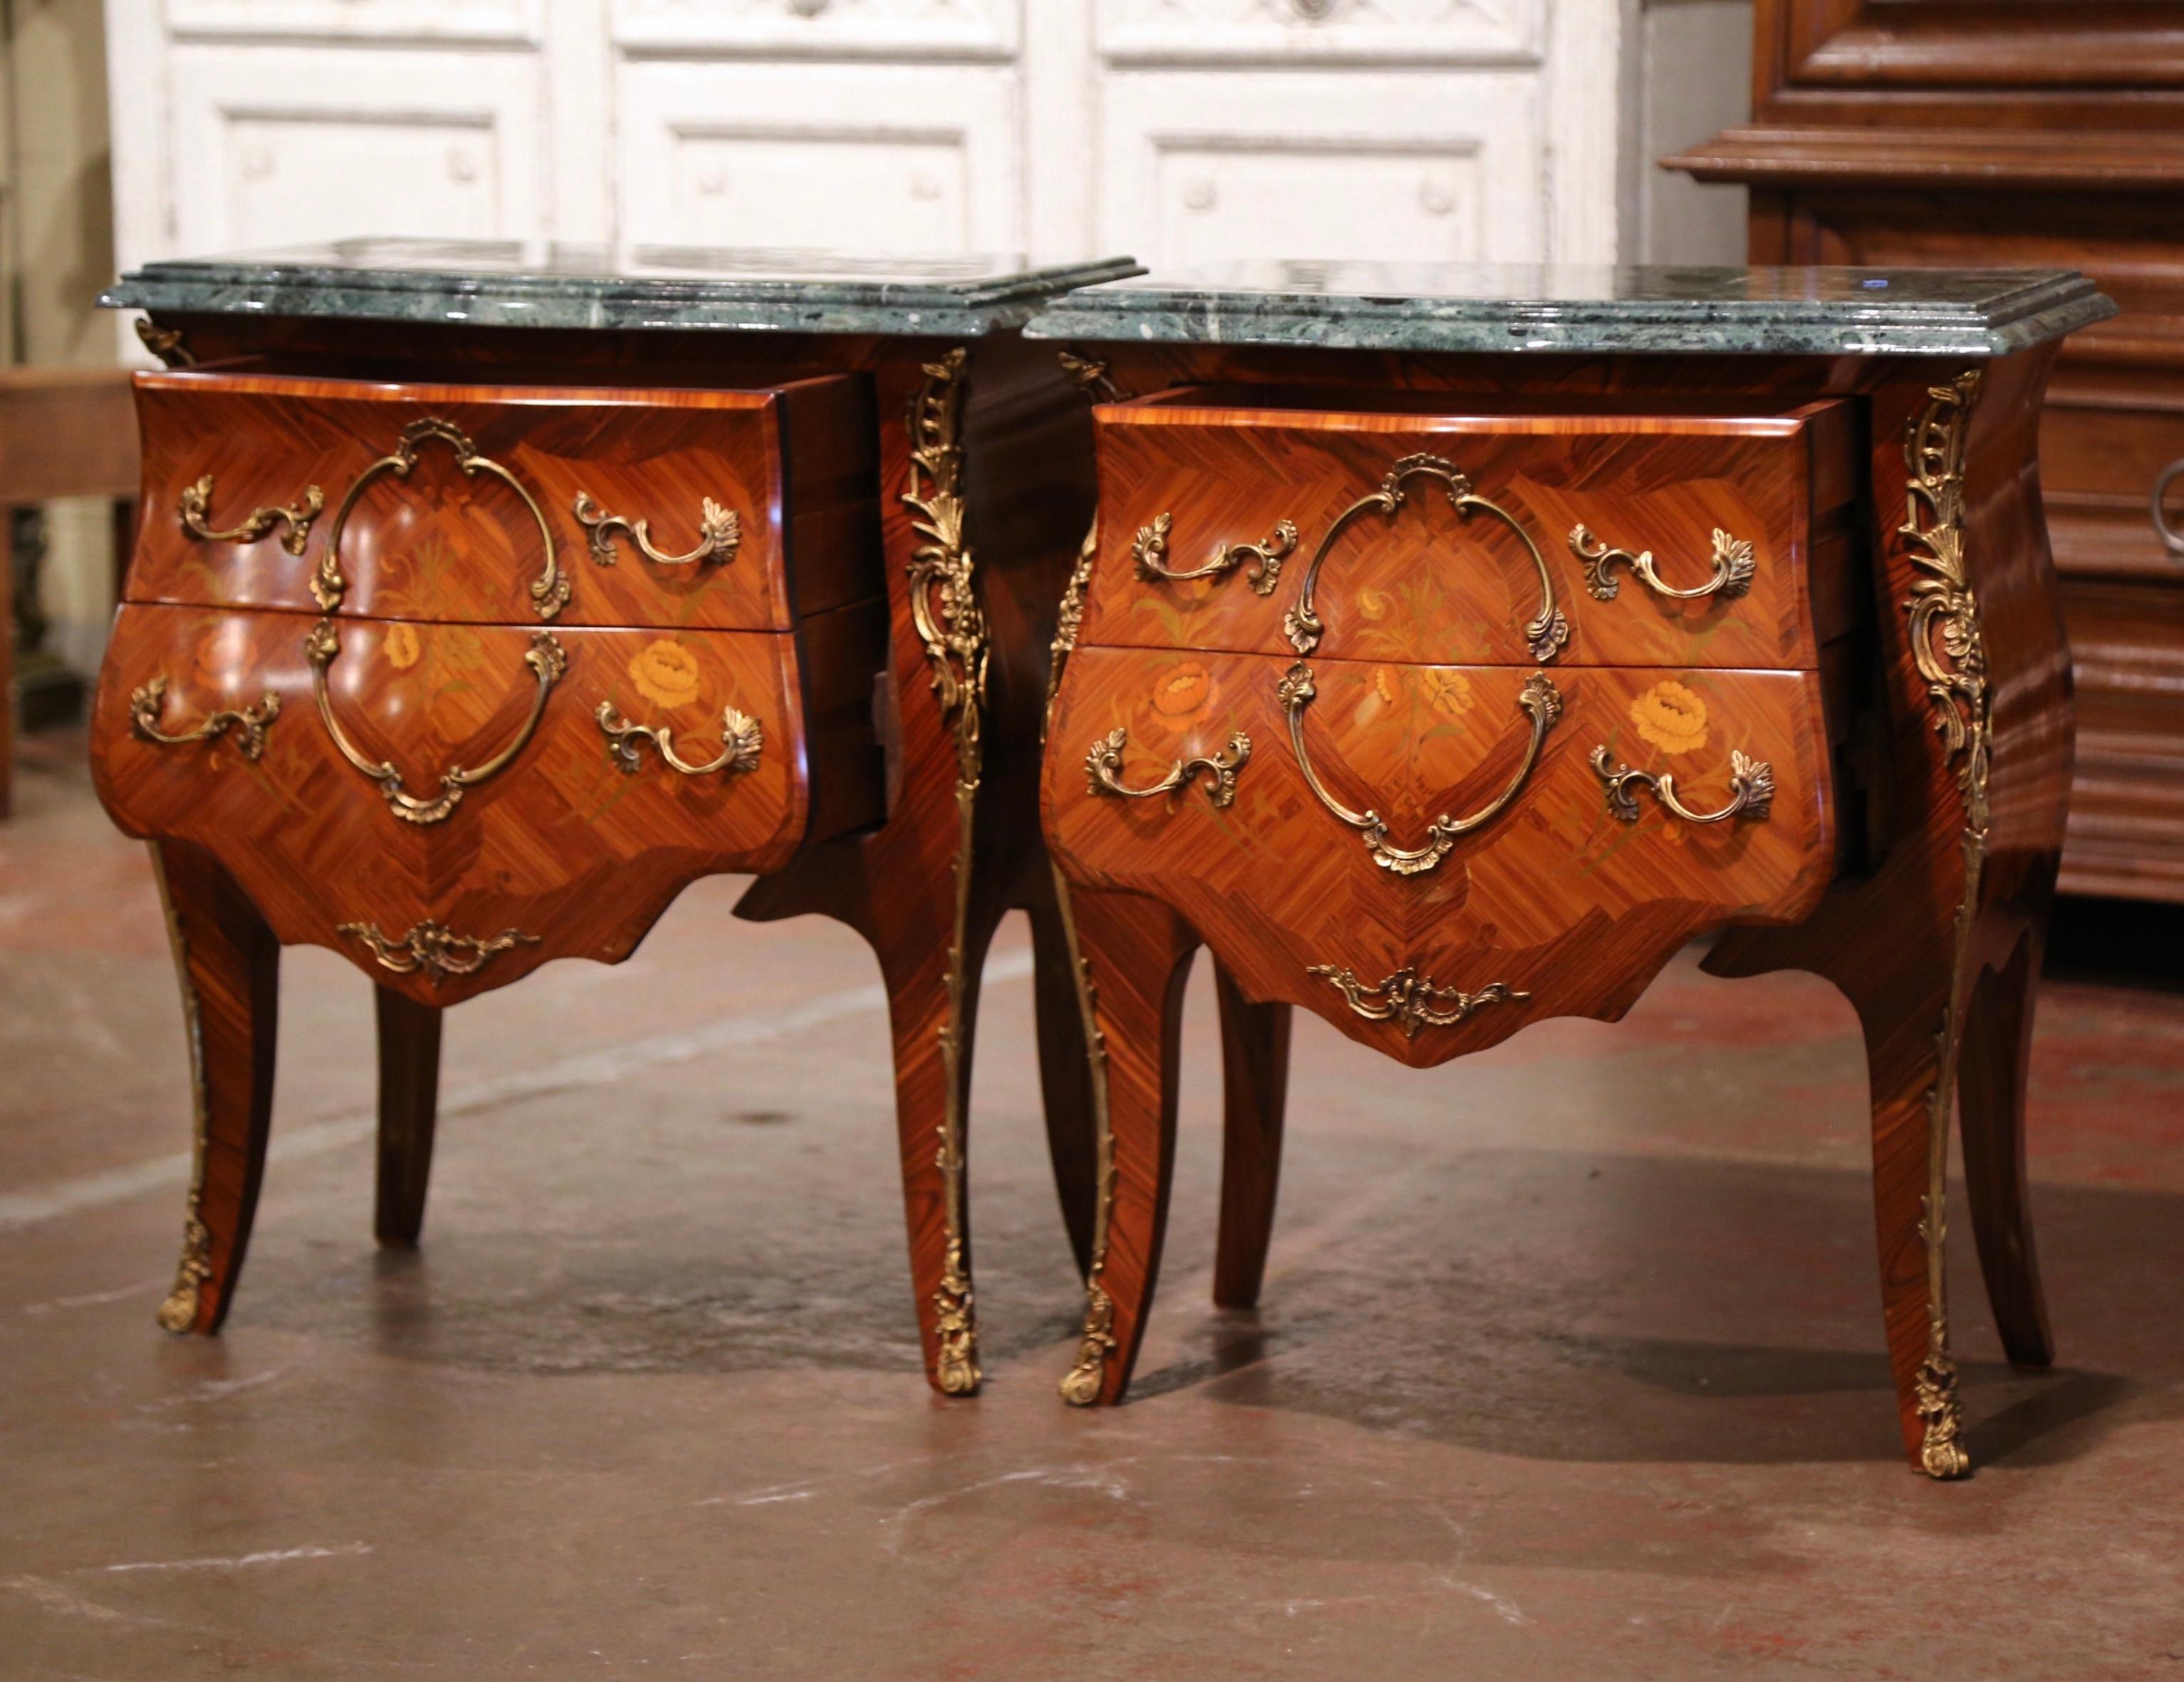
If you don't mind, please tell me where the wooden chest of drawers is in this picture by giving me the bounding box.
[1030,261,2109,1478]
[89,244,1139,1397]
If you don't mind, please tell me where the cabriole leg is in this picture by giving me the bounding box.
[1959,911,2056,1368]
[1030,898,1099,1277]
[1211,964,1291,1310]
[1057,886,1196,1407]
[373,985,443,1248]
[148,841,279,1336]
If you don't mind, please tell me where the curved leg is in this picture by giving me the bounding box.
[1715,910,1962,1474]
[874,894,1004,1397]
[1212,964,1291,1310]
[373,985,443,1248]
[1057,887,1197,1406]
[1857,960,1965,1476]
[1030,900,1098,1277]
[148,841,279,1336]
[1960,918,2054,1367]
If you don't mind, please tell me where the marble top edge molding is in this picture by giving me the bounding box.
[1022,262,2118,356]
[100,243,2116,355]
[100,239,1147,336]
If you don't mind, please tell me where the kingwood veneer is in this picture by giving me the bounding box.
[1029,264,2110,1478]
[88,244,1165,1397]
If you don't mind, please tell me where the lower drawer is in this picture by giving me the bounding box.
[90,601,885,995]
[1044,645,1835,1060]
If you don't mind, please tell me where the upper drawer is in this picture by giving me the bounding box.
[1081,390,1858,671]
[125,370,881,631]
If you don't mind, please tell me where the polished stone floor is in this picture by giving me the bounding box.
[4,730,2183,1679]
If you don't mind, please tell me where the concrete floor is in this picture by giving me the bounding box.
[4,729,2184,1681]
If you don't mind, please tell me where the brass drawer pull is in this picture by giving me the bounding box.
[1085,725,1251,808]
[2154,458,2184,559]
[596,702,763,778]
[1308,964,1529,1039]
[574,492,742,569]
[337,919,540,986]
[1132,512,1298,596]
[1570,524,1756,603]
[1280,661,1562,876]
[318,418,567,621]
[1591,746,1775,825]
[1285,452,1568,664]
[306,618,568,826]
[128,677,281,762]
[178,476,323,556]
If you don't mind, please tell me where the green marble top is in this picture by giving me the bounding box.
[1023,261,2117,357]
[101,239,1144,337]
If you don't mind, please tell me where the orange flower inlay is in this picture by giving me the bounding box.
[1151,661,1215,723]
[1424,670,1474,717]
[1630,680,1709,756]
[629,638,703,711]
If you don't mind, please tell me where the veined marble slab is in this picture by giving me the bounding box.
[103,239,1144,338]
[1023,260,2116,357]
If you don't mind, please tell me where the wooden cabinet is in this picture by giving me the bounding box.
[1030,262,2103,1475]
[1666,0,2184,903]
[88,249,1135,1403]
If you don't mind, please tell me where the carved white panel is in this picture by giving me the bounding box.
[1096,0,1541,66]
[617,60,1022,255]
[167,46,546,253]
[165,0,543,43]
[614,0,1019,59]
[1100,70,1541,266]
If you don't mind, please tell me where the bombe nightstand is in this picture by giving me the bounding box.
[1031,262,2113,1477]
[88,241,1144,1396]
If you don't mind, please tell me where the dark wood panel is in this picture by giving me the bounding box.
[1779,1,2184,90]
[2057,577,2184,901]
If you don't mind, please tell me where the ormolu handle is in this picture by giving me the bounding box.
[1591,746,1774,825]
[1085,725,1251,808]
[128,677,281,761]
[596,701,762,778]
[316,418,567,621]
[574,492,741,569]
[1570,524,1756,602]
[2154,458,2184,559]
[337,919,540,986]
[177,476,322,556]
[1283,452,1568,664]
[306,618,567,825]
[1307,965,1529,1039]
[1132,512,1298,596]
[1280,662,1562,876]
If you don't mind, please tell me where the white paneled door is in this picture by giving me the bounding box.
[108,0,1650,279]
[616,58,1024,255]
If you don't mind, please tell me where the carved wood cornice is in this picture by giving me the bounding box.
[1666,125,2184,192]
